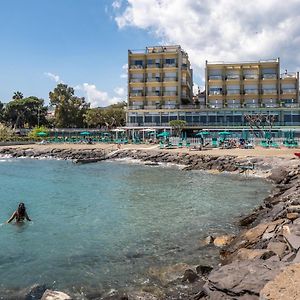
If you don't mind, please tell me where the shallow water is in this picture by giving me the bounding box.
[0,158,272,294]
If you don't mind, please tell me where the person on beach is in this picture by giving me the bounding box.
[6,202,31,223]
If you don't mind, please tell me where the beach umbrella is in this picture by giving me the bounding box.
[80,131,91,135]
[157,131,170,138]
[36,131,47,137]
[218,131,231,135]
[195,131,210,137]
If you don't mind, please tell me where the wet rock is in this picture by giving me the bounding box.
[213,234,235,247]
[25,284,48,299]
[200,235,214,246]
[196,265,213,277]
[259,263,300,300]
[182,269,199,283]
[41,290,72,300]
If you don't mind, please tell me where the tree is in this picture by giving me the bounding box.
[49,84,90,128]
[4,97,48,129]
[245,114,276,138]
[12,91,24,100]
[169,120,186,137]
[0,123,14,141]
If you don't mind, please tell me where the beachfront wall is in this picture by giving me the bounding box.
[126,108,300,128]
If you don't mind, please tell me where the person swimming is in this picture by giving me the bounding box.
[6,202,31,223]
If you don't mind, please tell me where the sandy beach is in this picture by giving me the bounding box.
[3,142,299,159]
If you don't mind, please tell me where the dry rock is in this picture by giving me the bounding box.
[41,289,72,300]
[213,234,235,247]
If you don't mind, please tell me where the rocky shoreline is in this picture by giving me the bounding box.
[1,146,300,300]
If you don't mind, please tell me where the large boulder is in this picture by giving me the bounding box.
[41,290,72,300]
[260,263,300,300]
[268,167,289,184]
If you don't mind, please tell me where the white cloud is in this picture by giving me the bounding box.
[112,0,122,10]
[44,72,63,83]
[120,63,128,79]
[76,83,122,108]
[114,86,126,96]
[114,0,300,86]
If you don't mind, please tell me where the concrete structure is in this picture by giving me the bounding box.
[205,58,299,109]
[128,45,193,110]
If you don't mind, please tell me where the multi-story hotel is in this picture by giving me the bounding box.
[128,45,193,110]
[205,58,299,109]
[126,48,300,129]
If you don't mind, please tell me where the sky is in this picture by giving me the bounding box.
[1,0,300,107]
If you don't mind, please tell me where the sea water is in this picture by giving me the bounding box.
[0,158,272,295]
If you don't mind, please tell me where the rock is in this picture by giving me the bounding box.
[286,212,299,221]
[200,235,214,246]
[267,242,287,259]
[259,263,300,300]
[204,257,288,299]
[182,269,199,283]
[41,290,72,300]
[196,265,213,277]
[213,234,235,247]
[235,248,275,261]
[25,284,47,299]
[268,167,289,184]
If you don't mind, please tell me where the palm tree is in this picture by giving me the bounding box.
[12,91,24,100]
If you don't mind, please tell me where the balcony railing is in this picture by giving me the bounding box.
[227,104,241,108]
[281,72,297,79]
[244,89,259,95]
[147,78,161,82]
[244,74,259,79]
[227,89,240,95]
[209,75,222,80]
[262,74,277,79]
[245,104,260,108]
[146,92,161,96]
[163,63,177,68]
[129,105,143,109]
[282,88,297,94]
[146,64,161,68]
[161,105,176,109]
[226,75,240,80]
[262,89,277,94]
[208,91,223,95]
[130,92,144,97]
[144,106,157,109]
[164,77,177,81]
[130,65,144,69]
[130,78,144,83]
[163,91,177,96]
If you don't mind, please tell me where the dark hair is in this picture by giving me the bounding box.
[17,202,26,216]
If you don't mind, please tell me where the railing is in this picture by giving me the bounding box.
[244,89,259,95]
[262,74,277,79]
[161,105,176,109]
[244,104,260,108]
[147,64,161,68]
[208,91,223,95]
[128,105,143,109]
[227,89,240,95]
[209,75,222,80]
[227,104,242,108]
[262,89,277,94]
[282,88,296,94]
[281,73,297,79]
[144,106,157,109]
[163,91,177,96]
[226,75,240,80]
[130,78,144,83]
[146,92,161,96]
[147,78,161,82]
[130,92,144,97]
[164,77,177,81]
[163,64,177,68]
[244,74,259,79]
[130,65,144,69]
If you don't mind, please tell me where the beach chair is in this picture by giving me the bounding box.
[269,140,280,148]
[178,141,183,148]
[211,137,218,148]
[185,141,191,148]
[260,140,269,148]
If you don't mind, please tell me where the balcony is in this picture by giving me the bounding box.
[244,89,259,95]
[146,92,161,97]
[208,90,223,95]
[244,74,259,80]
[245,103,260,108]
[164,77,177,82]
[282,88,297,94]
[227,104,241,108]
[147,77,161,82]
[130,92,144,97]
[226,89,240,95]
[146,64,161,68]
[226,75,240,80]
[209,75,223,80]
[128,105,143,110]
[163,63,177,68]
[161,105,176,109]
[262,74,277,80]
[281,72,297,79]
[163,91,177,96]
[144,106,157,109]
[262,89,277,95]
[130,78,144,83]
[130,65,144,69]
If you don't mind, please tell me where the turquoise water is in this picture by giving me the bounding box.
[0,158,271,295]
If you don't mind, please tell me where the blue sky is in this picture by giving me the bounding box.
[1,0,300,107]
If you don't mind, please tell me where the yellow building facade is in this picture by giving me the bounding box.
[205,59,299,109]
[128,45,193,110]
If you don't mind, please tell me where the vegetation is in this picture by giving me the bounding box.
[0,123,14,141]
[49,84,90,128]
[169,120,186,137]
[28,126,50,139]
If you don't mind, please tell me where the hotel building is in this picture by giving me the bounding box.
[126,50,300,129]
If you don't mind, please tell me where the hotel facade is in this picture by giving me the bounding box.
[126,47,300,129]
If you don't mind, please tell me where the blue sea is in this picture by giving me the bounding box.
[0,158,272,296]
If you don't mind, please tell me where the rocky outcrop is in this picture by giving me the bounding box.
[41,290,72,300]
